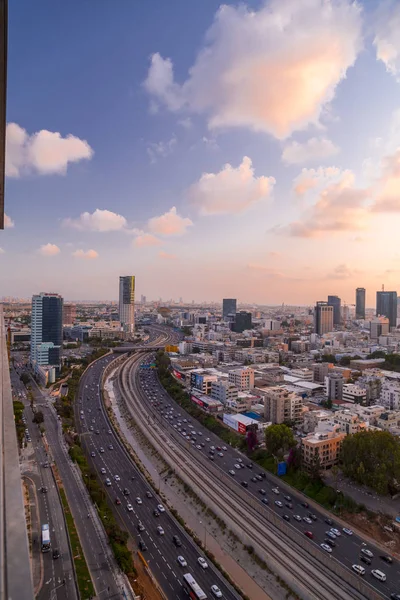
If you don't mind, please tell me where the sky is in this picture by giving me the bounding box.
[2,0,400,306]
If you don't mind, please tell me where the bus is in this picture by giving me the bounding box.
[41,524,51,552]
[182,573,207,599]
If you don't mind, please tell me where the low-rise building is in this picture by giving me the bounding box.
[301,427,346,470]
[262,386,304,425]
[312,362,330,383]
[342,383,367,404]
[380,382,400,410]
[291,367,313,381]
[303,409,333,433]
[190,369,218,394]
[210,380,238,404]
[376,411,400,431]
[350,358,386,371]
[228,367,255,391]
[331,410,367,435]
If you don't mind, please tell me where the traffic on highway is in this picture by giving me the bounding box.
[76,337,241,599]
[136,351,400,600]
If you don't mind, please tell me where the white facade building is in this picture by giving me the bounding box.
[380,383,400,410]
[342,384,367,404]
[228,367,255,390]
[210,380,238,404]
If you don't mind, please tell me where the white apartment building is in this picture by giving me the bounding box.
[380,382,400,410]
[291,367,313,381]
[342,384,367,404]
[377,411,400,431]
[210,380,238,404]
[228,367,255,391]
[331,410,367,435]
[303,410,333,433]
[263,386,304,425]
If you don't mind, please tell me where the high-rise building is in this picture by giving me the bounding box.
[30,293,63,373]
[314,301,333,335]
[119,276,135,334]
[233,311,252,333]
[355,288,366,319]
[222,298,237,319]
[327,295,341,326]
[376,290,397,328]
[140,294,146,304]
[63,303,76,325]
[325,372,343,401]
[370,316,389,340]
[263,386,304,424]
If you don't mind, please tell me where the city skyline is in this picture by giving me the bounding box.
[3,1,400,303]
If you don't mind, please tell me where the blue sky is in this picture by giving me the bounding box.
[3,0,400,305]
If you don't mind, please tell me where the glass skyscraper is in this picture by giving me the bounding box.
[376,290,397,328]
[119,276,135,334]
[355,288,366,320]
[327,295,341,326]
[30,292,63,373]
[222,298,237,319]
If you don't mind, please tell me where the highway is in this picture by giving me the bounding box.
[75,331,241,600]
[119,346,400,600]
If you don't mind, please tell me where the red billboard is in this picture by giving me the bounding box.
[238,421,247,434]
[191,394,204,408]
[173,369,183,379]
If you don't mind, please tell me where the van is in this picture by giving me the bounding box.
[371,570,386,582]
[352,564,365,576]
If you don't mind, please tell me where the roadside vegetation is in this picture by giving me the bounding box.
[13,399,25,446]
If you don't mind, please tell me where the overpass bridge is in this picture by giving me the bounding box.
[112,345,165,353]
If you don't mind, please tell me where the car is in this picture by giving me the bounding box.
[342,527,353,536]
[157,504,165,513]
[259,489,266,495]
[283,514,290,521]
[380,555,393,564]
[286,502,293,509]
[157,526,165,535]
[209,455,215,461]
[201,442,205,447]
[304,531,314,539]
[325,531,336,540]
[262,498,269,505]
[301,502,309,508]
[330,528,341,537]
[115,497,121,505]
[308,513,317,521]
[114,475,120,482]
[89,426,94,431]
[211,584,223,598]
[275,501,283,508]
[325,518,333,526]
[272,488,280,494]
[293,514,302,522]
[320,543,332,553]
[40,486,48,493]
[146,491,153,498]
[127,504,133,512]
[241,481,248,488]
[105,478,111,486]
[95,430,100,435]
[218,452,224,457]
[284,495,292,502]
[198,557,208,569]
[234,464,241,470]
[137,522,145,532]
[390,595,400,600]
[256,475,263,481]
[352,564,366,576]
[91,451,96,457]
[303,517,312,525]
[361,548,374,558]
[138,540,147,551]
[173,535,182,547]
[206,437,210,442]
[251,476,258,483]
[324,538,336,547]
[177,555,187,567]
[108,429,112,434]
[99,447,104,453]
[360,556,372,566]
[229,470,235,476]
[101,467,106,474]
[108,444,113,450]
[52,549,60,559]
[222,446,227,451]
[371,570,386,582]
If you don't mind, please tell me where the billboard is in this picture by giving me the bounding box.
[277,462,287,476]
[223,413,239,432]
[237,421,247,434]
[173,369,183,380]
[191,394,204,408]
[191,373,203,389]
[165,345,179,353]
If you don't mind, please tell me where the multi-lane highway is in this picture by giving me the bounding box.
[120,347,400,600]
[75,333,241,600]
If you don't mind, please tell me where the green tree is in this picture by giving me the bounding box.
[265,424,296,457]
[33,410,44,424]
[339,356,351,366]
[20,372,30,385]
[321,354,337,363]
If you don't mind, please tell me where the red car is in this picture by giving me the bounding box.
[304,531,313,539]
[115,498,121,505]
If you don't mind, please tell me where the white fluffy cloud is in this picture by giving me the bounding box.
[372,148,400,211]
[64,209,127,232]
[147,135,177,163]
[132,232,161,247]
[38,243,61,256]
[287,170,370,237]
[148,206,192,236]
[282,137,340,165]
[144,0,362,138]
[6,123,93,177]
[4,214,14,228]
[187,156,275,216]
[373,1,400,80]
[72,249,99,259]
[292,166,341,196]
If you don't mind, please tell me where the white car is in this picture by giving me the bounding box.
[272,488,280,495]
[101,467,106,474]
[320,543,332,553]
[105,478,111,486]
[330,528,341,537]
[114,475,120,481]
[371,570,386,582]
[206,438,211,442]
[293,515,302,522]
[211,584,223,598]
[157,504,165,513]
[157,526,165,535]
[342,527,353,536]
[361,548,374,558]
[303,517,312,524]
[198,557,208,569]
[352,565,365,576]
[177,555,187,567]
[229,470,235,476]
[234,464,241,469]
[237,458,243,463]
[127,504,133,512]
[275,501,283,508]
[136,497,142,505]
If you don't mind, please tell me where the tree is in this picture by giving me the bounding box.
[339,356,351,366]
[20,373,30,385]
[321,354,337,363]
[265,424,296,457]
[33,411,44,424]
[309,451,322,482]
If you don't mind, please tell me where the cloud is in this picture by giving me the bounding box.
[287,170,370,237]
[0,248,5,254]
[4,214,14,228]
[178,117,192,129]
[147,135,177,163]
[72,249,99,259]
[6,123,93,177]
[144,0,362,138]
[38,243,61,256]
[292,166,341,196]
[148,206,193,236]
[372,148,400,211]
[132,232,162,247]
[159,250,177,260]
[373,1,400,80]
[64,209,127,232]
[282,137,340,165]
[327,263,362,280]
[247,263,284,277]
[187,156,275,216]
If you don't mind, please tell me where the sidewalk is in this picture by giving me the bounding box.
[23,474,43,596]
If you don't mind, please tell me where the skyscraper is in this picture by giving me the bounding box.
[327,295,341,326]
[222,298,237,319]
[63,303,76,325]
[233,311,252,333]
[356,288,366,319]
[119,276,135,334]
[314,301,333,335]
[30,292,63,373]
[376,290,397,328]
